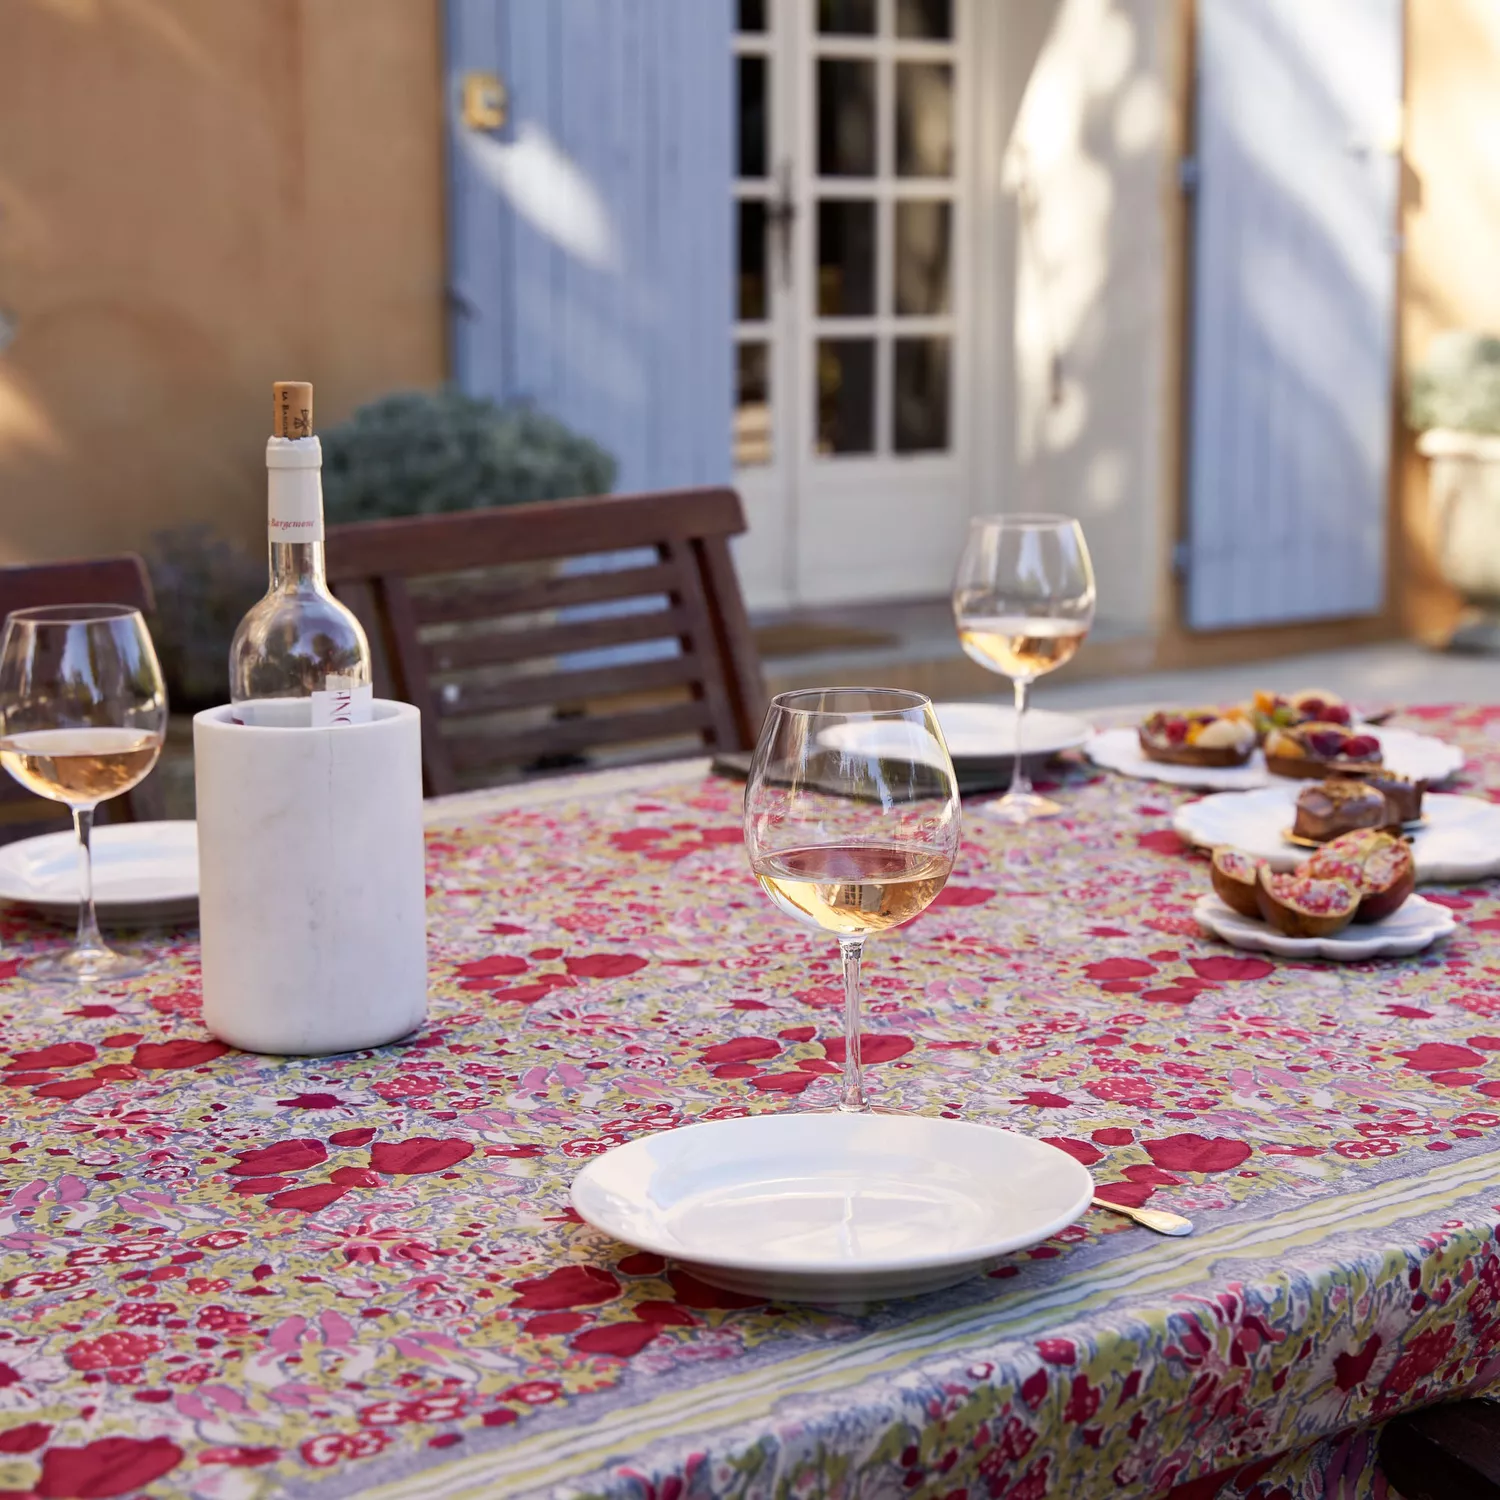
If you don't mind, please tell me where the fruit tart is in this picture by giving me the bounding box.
[1249,688,1353,737]
[1263,722,1382,779]
[1138,708,1256,768]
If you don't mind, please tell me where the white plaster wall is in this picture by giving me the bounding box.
[1000,0,1176,638]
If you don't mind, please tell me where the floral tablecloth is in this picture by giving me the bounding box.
[4,705,1500,1500]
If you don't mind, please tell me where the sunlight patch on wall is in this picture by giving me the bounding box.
[0,374,63,463]
[460,121,619,274]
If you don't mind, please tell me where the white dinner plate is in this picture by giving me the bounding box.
[0,821,199,925]
[1173,788,1500,882]
[1087,724,1465,791]
[932,704,1091,762]
[1193,893,1456,961]
[571,1112,1094,1306]
[821,705,1090,767]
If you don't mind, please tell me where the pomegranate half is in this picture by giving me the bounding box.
[1256,869,1360,938]
[1210,847,1263,919]
[1304,829,1415,923]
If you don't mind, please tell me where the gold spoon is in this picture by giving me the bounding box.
[1092,1197,1194,1236]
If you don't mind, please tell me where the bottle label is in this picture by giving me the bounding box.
[311,678,373,729]
[267,436,324,544]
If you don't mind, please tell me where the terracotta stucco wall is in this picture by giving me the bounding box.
[1398,0,1500,643]
[0,0,446,564]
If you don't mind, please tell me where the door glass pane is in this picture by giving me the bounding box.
[817,339,875,455]
[739,201,768,320]
[738,55,768,178]
[894,200,951,315]
[895,62,953,177]
[893,337,950,452]
[735,343,772,466]
[738,0,767,32]
[818,59,876,177]
[818,0,876,34]
[896,0,952,38]
[817,200,875,316]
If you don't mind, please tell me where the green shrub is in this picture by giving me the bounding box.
[144,525,264,714]
[320,389,617,524]
[1408,330,1500,436]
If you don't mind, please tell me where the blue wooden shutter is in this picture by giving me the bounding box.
[1184,0,1402,629]
[446,0,734,494]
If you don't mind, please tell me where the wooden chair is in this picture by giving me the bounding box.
[326,487,767,795]
[1379,1399,1500,1498]
[0,554,164,842]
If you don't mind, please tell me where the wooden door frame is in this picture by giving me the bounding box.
[1151,0,1406,675]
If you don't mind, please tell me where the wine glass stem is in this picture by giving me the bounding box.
[838,936,868,1113]
[1009,678,1033,800]
[72,804,107,959]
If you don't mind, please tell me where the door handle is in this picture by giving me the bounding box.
[461,71,507,133]
[766,158,797,288]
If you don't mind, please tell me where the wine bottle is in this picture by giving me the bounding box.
[230,381,373,727]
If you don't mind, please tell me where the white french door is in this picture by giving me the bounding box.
[733,0,980,609]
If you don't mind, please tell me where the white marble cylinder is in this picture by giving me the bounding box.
[194,700,428,1054]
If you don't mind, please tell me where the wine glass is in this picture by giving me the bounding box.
[952,515,1096,824]
[743,688,961,1113]
[0,606,167,982]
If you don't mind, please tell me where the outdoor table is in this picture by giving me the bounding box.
[2,705,1500,1500]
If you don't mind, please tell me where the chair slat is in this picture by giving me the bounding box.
[698,534,769,735]
[445,700,716,771]
[379,575,456,797]
[441,655,702,719]
[659,537,739,747]
[411,562,678,625]
[328,489,745,578]
[427,606,691,674]
[0,555,154,617]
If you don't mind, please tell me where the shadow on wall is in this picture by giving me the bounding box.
[1001,0,1172,637]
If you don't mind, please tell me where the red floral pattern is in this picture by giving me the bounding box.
[1,712,1500,1496]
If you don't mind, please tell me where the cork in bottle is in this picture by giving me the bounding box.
[272,381,314,439]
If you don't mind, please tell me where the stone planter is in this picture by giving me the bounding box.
[1417,427,1500,650]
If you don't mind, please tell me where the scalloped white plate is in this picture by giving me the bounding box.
[571,1112,1093,1306]
[1193,893,1456,961]
[1084,728,1267,789]
[1173,788,1500,882]
[1087,725,1464,791]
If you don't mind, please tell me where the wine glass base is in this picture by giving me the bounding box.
[24,944,151,986]
[800,1102,910,1116]
[979,790,1063,824]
